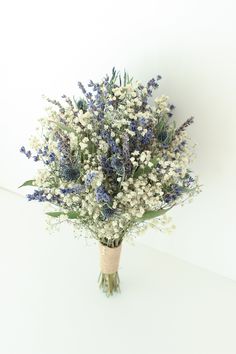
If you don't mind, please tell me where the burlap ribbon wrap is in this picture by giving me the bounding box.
[99,243,122,274]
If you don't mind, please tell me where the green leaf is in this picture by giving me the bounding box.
[67,211,80,219]
[46,212,64,218]
[136,206,173,223]
[133,157,158,178]
[133,165,151,178]
[46,211,80,219]
[18,179,35,188]
[87,141,96,154]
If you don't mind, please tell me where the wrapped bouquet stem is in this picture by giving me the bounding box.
[19,68,201,296]
[98,242,122,296]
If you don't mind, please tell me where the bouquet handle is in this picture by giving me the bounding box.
[98,242,122,296]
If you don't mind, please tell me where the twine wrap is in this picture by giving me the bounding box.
[99,243,122,274]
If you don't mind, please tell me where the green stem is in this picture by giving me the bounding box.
[98,272,120,296]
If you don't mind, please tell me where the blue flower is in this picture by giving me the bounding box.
[130,121,137,132]
[141,128,154,145]
[102,205,115,219]
[95,186,111,203]
[60,164,80,181]
[85,172,96,187]
[111,156,124,175]
[97,112,105,120]
[157,131,168,143]
[76,99,87,112]
[138,117,147,126]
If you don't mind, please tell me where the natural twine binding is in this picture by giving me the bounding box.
[99,243,122,274]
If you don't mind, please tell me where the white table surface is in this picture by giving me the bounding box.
[1,188,236,354]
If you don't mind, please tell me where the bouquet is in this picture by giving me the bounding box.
[20,68,200,296]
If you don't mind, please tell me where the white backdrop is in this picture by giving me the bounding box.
[1,0,236,279]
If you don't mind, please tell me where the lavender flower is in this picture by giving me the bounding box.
[26,151,32,159]
[100,156,113,176]
[175,117,194,136]
[78,81,87,95]
[100,129,121,153]
[147,75,162,96]
[163,184,184,203]
[60,184,85,194]
[20,146,32,159]
[27,190,47,202]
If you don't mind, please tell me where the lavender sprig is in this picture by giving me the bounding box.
[175,116,194,136]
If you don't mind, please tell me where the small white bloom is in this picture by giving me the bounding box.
[140,152,146,162]
[79,142,87,150]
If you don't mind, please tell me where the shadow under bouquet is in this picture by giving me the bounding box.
[20,68,200,296]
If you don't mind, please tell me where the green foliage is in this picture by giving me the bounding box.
[136,206,173,223]
[87,141,97,154]
[18,180,35,188]
[133,157,158,178]
[46,211,80,219]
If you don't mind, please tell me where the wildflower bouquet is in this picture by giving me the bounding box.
[20,68,200,296]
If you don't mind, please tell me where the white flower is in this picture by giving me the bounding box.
[140,152,146,162]
[79,142,87,150]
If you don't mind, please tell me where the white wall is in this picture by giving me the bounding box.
[1,0,236,279]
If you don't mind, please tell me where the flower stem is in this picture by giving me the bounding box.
[98,272,120,296]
